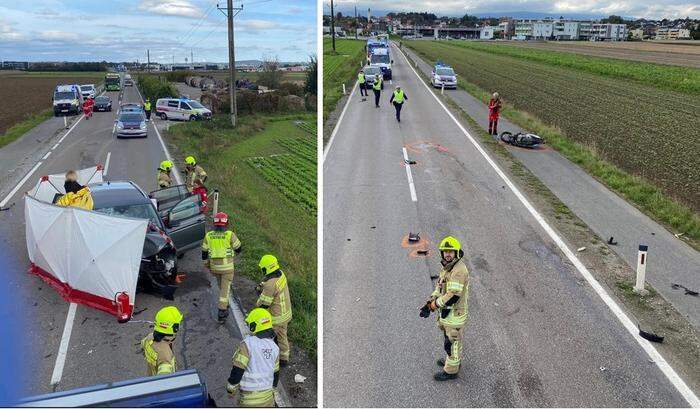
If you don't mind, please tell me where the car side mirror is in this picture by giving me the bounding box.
[391,60,394,64]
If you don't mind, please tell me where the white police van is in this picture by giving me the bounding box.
[155,98,212,121]
[53,84,84,116]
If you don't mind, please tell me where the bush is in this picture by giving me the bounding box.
[137,75,178,102]
[277,82,305,97]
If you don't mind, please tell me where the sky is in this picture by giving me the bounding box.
[325,0,699,20]
[0,0,316,63]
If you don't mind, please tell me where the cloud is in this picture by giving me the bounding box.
[38,30,79,41]
[287,6,304,14]
[139,0,204,18]
[0,18,23,41]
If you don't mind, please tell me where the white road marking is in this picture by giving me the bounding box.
[50,302,77,386]
[323,80,359,163]
[51,142,60,150]
[42,151,51,160]
[133,86,183,185]
[104,152,111,176]
[402,147,417,202]
[0,161,42,208]
[394,43,700,407]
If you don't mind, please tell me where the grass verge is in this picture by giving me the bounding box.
[446,41,700,95]
[0,109,52,149]
[166,113,317,356]
[405,43,700,248]
[323,38,366,122]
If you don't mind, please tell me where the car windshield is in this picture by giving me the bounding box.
[81,86,94,91]
[188,101,204,109]
[371,54,390,64]
[120,113,144,122]
[95,96,109,103]
[364,67,381,75]
[436,68,455,76]
[54,92,75,100]
[94,203,159,226]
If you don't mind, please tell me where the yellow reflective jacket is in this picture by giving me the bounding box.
[141,334,176,376]
[202,230,241,272]
[431,258,469,328]
[56,187,93,210]
[256,270,292,325]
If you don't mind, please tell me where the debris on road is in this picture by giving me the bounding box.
[607,237,618,245]
[599,366,606,372]
[577,247,586,252]
[671,283,698,296]
[639,327,664,343]
[674,233,685,238]
[133,307,148,316]
[355,297,361,302]
[416,249,429,256]
[294,374,307,383]
[404,159,417,165]
[408,232,420,243]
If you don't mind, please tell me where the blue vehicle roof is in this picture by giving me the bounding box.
[434,61,452,69]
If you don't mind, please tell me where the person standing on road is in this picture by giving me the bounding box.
[255,254,293,367]
[226,308,280,407]
[423,236,470,381]
[389,86,407,122]
[488,92,502,135]
[358,71,367,97]
[184,156,207,193]
[82,97,93,120]
[144,98,152,122]
[372,76,382,108]
[157,160,173,189]
[202,212,242,323]
[140,306,184,376]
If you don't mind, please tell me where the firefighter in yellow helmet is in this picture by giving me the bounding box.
[226,308,280,407]
[420,236,470,381]
[184,156,207,193]
[255,254,293,366]
[202,211,241,322]
[140,306,183,376]
[157,160,173,189]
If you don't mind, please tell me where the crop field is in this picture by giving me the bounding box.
[0,71,105,135]
[247,130,317,217]
[407,41,700,211]
[323,38,366,122]
[500,40,700,68]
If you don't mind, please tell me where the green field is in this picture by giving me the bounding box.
[167,113,317,355]
[323,38,366,124]
[406,40,700,219]
[443,41,700,95]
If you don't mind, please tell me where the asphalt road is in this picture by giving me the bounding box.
[400,44,700,332]
[0,78,243,405]
[323,43,696,407]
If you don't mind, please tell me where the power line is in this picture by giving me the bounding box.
[175,1,217,47]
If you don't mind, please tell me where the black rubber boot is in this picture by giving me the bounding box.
[218,308,229,322]
[434,371,458,381]
[280,359,289,368]
[436,358,445,367]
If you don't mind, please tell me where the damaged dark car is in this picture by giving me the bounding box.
[89,182,205,299]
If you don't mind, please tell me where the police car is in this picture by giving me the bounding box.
[430,62,457,89]
[155,98,212,121]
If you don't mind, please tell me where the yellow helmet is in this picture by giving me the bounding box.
[258,254,280,274]
[159,160,173,172]
[185,156,196,166]
[154,306,183,335]
[246,308,273,333]
[439,236,463,259]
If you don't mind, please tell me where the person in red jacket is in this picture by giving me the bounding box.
[83,96,94,119]
[487,92,502,135]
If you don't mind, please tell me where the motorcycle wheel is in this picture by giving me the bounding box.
[500,131,513,144]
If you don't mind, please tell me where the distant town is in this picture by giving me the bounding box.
[0,60,310,72]
[323,11,700,41]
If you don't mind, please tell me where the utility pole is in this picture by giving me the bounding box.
[354,5,358,39]
[218,0,243,127]
[147,49,150,72]
[191,49,194,69]
[330,0,336,51]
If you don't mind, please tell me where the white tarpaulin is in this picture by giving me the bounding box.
[30,166,103,204]
[25,166,147,318]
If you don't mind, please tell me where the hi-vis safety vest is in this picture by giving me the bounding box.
[240,336,278,392]
[203,230,238,271]
[432,258,469,329]
[144,101,151,111]
[358,72,366,84]
[373,79,381,91]
[393,89,405,103]
[257,271,293,325]
[141,336,176,376]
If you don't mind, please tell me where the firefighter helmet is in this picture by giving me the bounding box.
[159,160,173,172]
[259,254,280,274]
[154,306,183,336]
[246,308,273,334]
[439,236,464,259]
[213,212,229,227]
[185,156,196,166]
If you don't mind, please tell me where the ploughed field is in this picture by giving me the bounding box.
[500,40,700,68]
[0,71,104,134]
[407,40,700,211]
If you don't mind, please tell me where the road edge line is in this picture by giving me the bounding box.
[323,80,358,164]
[50,302,77,386]
[0,161,43,208]
[394,42,700,407]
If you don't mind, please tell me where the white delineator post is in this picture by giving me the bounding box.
[634,245,649,294]
[441,83,444,95]
[342,83,346,95]
[64,116,68,129]
[212,189,220,215]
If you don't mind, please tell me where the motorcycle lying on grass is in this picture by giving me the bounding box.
[500,131,545,149]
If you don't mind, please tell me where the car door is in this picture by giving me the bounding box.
[180,101,192,120]
[166,100,179,119]
[149,185,190,217]
[164,195,206,253]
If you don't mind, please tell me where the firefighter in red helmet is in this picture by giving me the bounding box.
[202,212,241,322]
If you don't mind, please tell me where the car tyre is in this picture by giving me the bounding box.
[161,112,168,120]
[189,115,196,121]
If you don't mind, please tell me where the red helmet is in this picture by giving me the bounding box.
[213,212,229,226]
